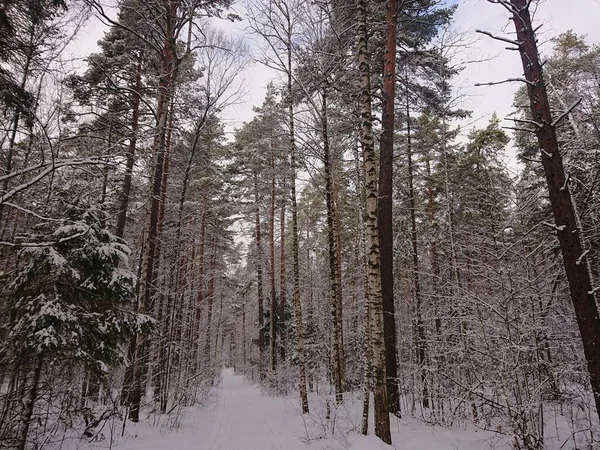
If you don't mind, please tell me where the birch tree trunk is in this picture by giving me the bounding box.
[322,88,344,404]
[356,0,391,442]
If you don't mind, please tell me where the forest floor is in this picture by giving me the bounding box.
[55,368,521,450]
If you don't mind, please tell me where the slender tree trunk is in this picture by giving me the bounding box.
[279,198,287,362]
[406,96,428,408]
[269,142,277,372]
[355,131,371,435]
[0,24,35,235]
[254,174,265,359]
[99,119,113,229]
[356,0,391,442]
[509,0,600,421]
[288,34,309,413]
[333,178,346,388]
[17,359,42,450]
[204,242,217,359]
[321,88,343,404]
[425,156,441,335]
[115,56,142,240]
[125,7,178,419]
[194,196,207,371]
[378,0,400,417]
[1,23,34,196]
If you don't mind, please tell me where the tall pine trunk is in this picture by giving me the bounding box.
[269,142,277,372]
[115,55,142,240]
[509,0,600,421]
[377,0,400,416]
[125,4,178,419]
[279,198,287,362]
[254,173,265,359]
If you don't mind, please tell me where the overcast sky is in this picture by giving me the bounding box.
[69,0,600,161]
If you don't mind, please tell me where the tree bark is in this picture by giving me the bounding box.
[269,141,277,372]
[509,0,600,421]
[17,359,42,450]
[254,173,265,358]
[378,0,400,417]
[287,31,309,412]
[115,55,142,240]
[125,1,178,419]
[406,95,428,408]
[321,89,344,404]
[279,198,287,362]
[356,0,391,442]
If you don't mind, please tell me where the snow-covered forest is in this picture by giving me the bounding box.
[1,0,599,448]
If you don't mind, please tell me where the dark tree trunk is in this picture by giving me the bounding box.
[254,174,265,357]
[279,199,287,362]
[125,6,178,419]
[377,0,400,417]
[510,0,600,422]
[17,359,42,450]
[115,56,142,240]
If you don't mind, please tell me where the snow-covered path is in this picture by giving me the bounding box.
[194,368,310,450]
[78,368,508,450]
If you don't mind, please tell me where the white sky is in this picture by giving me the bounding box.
[67,0,600,153]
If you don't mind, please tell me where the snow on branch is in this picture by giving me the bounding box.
[475,29,522,47]
[576,249,590,266]
[0,157,110,205]
[551,98,582,127]
[503,126,536,134]
[507,117,544,129]
[475,78,536,88]
[542,221,566,232]
[0,225,92,248]
[560,173,571,192]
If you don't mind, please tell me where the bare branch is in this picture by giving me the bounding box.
[475,78,536,87]
[475,29,521,47]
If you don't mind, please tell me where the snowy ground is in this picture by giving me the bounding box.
[49,368,521,450]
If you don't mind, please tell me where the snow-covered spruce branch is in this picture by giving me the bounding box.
[2,202,72,222]
[0,225,92,248]
[0,157,111,204]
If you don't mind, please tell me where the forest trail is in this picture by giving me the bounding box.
[98,369,501,450]
[196,368,310,450]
